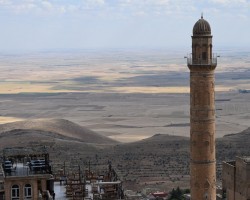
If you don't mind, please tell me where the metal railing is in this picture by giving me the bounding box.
[187,58,217,65]
[185,54,219,66]
[4,164,52,177]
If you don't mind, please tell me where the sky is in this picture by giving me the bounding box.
[0,0,250,52]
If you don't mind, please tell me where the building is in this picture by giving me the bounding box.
[186,15,218,200]
[222,156,250,200]
[0,166,4,199]
[151,191,168,199]
[0,147,54,200]
[62,162,124,199]
[183,193,191,200]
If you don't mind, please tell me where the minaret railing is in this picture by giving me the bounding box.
[186,54,218,65]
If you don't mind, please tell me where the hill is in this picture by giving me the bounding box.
[0,118,118,145]
[1,119,250,191]
[0,119,119,174]
[217,127,250,165]
[97,129,250,190]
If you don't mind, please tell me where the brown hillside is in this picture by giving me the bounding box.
[0,129,103,160]
[0,119,118,144]
[1,121,250,192]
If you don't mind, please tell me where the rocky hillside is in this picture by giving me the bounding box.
[1,119,250,191]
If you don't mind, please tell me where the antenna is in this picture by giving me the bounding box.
[201,12,203,19]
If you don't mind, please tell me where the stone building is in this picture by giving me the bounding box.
[186,15,218,200]
[0,147,54,200]
[222,156,250,200]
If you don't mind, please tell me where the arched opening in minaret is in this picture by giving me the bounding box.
[202,44,207,61]
[202,52,207,60]
[195,44,200,61]
[209,44,213,59]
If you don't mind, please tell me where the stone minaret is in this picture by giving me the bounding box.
[187,15,217,200]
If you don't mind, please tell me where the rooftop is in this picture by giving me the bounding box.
[3,162,52,178]
[2,147,52,177]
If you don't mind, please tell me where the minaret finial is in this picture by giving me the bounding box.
[201,12,203,19]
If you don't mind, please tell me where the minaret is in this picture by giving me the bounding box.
[187,15,217,200]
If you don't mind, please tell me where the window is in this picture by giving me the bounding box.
[194,92,199,106]
[24,184,32,199]
[202,52,207,60]
[11,185,19,200]
[0,181,4,190]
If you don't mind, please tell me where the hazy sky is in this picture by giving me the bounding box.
[0,0,250,51]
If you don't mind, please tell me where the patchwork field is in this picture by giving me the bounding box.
[0,49,249,142]
[0,49,250,192]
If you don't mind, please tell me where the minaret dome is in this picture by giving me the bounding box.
[193,16,211,36]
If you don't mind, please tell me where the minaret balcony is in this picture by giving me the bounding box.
[187,57,217,66]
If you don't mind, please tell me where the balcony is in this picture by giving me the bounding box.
[187,57,217,66]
